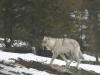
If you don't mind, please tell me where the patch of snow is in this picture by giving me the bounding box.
[79,64,100,73]
[0,64,54,75]
[0,38,4,41]
[12,40,28,47]
[0,38,29,47]
[83,54,96,61]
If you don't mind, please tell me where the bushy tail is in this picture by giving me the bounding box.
[79,51,84,60]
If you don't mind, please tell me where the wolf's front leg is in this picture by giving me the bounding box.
[76,59,81,69]
[50,52,58,65]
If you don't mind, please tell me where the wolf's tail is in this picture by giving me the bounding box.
[79,51,84,60]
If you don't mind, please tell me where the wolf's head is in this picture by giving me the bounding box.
[42,36,56,51]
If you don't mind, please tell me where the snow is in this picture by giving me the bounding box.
[0,38,4,41]
[0,51,54,75]
[13,40,28,47]
[0,39,29,47]
[83,54,96,61]
[79,64,100,73]
[0,64,53,75]
[0,51,100,74]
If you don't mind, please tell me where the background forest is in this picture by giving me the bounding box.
[0,0,100,63]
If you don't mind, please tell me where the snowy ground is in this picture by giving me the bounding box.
[0,63,53,75]
[0,50,100,75]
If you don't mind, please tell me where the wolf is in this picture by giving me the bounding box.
[42,36,84,68]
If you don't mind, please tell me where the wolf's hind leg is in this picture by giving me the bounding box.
[60,54,70,67]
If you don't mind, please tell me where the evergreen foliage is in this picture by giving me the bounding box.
[0,0,100,62]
